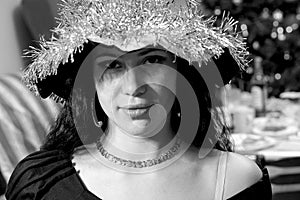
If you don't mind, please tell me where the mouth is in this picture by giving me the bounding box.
[120,104,154,118]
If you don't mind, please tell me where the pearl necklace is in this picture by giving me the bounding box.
[96,138,181,168]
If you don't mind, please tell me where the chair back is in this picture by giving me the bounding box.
[266,157,300,200]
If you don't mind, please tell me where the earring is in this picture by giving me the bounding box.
[172,55,177,63]
[91,97,102,128]
[96,121,103,127]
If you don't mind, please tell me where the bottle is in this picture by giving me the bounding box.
[250,56,267,117]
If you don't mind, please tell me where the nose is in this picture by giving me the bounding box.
[122,68,147,97]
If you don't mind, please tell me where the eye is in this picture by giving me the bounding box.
[144,56,166,64]
[106,60,123,70]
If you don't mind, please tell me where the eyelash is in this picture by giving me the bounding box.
[106,60,123,70]
[104,55,167,71]
[143,55,166,64]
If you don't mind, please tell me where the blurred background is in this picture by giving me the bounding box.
[202,0,300,97]
[0,0,60,199]
[0,0,300,199]
[201,1,300,199]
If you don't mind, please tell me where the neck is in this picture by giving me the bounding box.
[100,117,176,160]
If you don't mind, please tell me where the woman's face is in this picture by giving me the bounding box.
[93,44,177,137]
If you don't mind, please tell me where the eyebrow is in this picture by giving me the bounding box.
[134,48,167,56]
[100,48,167,57]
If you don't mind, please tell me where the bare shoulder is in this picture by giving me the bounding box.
[224,151,263,198]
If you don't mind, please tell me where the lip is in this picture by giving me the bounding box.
[120,104,154,118]
[121,104,153,110]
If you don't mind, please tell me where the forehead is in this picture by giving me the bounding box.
[92,43,169,58]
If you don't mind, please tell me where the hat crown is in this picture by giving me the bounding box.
[23,0,250,102]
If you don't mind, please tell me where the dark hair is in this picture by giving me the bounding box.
[40,42,233,154]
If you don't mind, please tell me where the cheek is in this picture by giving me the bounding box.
[96,75,121,96]
[161,87,175,103]
[96,92,111,117]
[151,85,175,106]
[154,70,177,110]
[156,86,176,115]
[156,67,177,94]
[95,79,121,114]
[150,68,177,100]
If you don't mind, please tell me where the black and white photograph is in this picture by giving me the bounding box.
[1,0,300,199]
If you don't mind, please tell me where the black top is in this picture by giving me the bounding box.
[6,150,272,200]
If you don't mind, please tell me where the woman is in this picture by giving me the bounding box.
[6,0,271,199]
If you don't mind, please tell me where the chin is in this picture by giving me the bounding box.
[122,123,151,136]
[129,121,167,138]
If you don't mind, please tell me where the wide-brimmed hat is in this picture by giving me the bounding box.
[22,0,250,103]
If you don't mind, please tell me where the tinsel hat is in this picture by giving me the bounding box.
[22,0,250,103]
